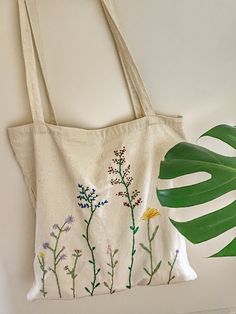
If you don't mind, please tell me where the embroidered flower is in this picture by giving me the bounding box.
[65,215,75,225]
[42,242,50,250]
[39,251,45,258]
[141,208,161,220]
[59,254,67,261]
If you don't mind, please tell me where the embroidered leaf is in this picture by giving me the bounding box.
[153,260,162,275]
[103,281,109,288]
[139,243,151,254]
[95,282,100,288]
[113,249,119,256]
[134,226,139,234]
[143,267,151,276]
[150,225,159,242]
[85,287,91,294]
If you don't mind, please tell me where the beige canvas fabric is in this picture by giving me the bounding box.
[7,0,197,301]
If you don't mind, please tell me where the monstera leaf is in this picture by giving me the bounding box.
[157,124,236,257]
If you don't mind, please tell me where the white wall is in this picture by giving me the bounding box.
[1,0,236,313]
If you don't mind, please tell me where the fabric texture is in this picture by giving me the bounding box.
[7,0,197,301]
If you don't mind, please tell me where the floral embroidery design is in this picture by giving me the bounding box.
[103,244,119,294]
[139,208,162,285]
[108,146,142,289]
[167,249,179,284]
[77,183,108,296]
[42,215,74,298]
[37,251,47,297]
[64,249,82,298]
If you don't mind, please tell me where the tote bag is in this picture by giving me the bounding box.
[7,0,197,300]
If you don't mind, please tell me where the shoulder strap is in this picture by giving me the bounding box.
[18,0,155,124]
[100,0,156,118]
[18,0,57,124]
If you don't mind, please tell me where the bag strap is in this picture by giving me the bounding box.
[100,0,156,118]
[18,0,57,124]
[18,0,156,124]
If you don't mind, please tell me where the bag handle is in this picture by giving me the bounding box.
[18,0,156,124]
[100,0,156,118]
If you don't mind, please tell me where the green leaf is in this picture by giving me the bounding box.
[150,225,159,242]
[113,249,119,256]
[85,287,91,294]
[200,124,236,149]
[103,281,109,288]
[153,260,162,275]
[157,132,236,207]
[156,124,236,257]
[95,282,100,288]
[143,267,151,276]
[210,238,236,257]
[134,226,139,234]
[170,200,236,243]
[139,243,150,254]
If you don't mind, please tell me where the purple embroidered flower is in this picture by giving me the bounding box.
[65,215,74,225]
[50,231,57,238]
[42,242,49,250]
[64,226,71,232]
[53,224,59,230]
[59,254,67,261]
[176,249,179,254]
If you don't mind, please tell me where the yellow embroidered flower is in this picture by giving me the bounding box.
[39,251,45,258]
[141,208,161,220]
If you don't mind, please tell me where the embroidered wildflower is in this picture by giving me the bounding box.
[42,242,49,250]
[39,251,45,258]
[141,208,161,220]
[59,254,67,261]
[65,215,74,225]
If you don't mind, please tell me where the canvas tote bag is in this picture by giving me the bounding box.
[7,0,197,300]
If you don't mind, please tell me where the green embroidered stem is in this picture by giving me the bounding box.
[64,249,82,298]
[139,208,162,285]
[37,253,47,297]
[147,219,154,284]
[167,249,179,284]
[85,204,99,296]
[42,215,74,299]
[51,222,66,298]
[104,246,119,294]
[118,160,137,289]
[108,147,142,290]
[77,184,108,296]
